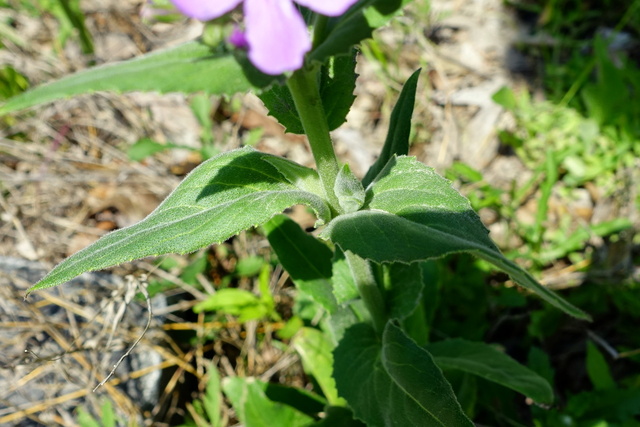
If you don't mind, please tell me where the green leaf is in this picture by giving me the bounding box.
[527,346,555,386]
[258,83,301,133]
[203,364,223,427]
[263,383,327,416]
[1,41,276,114]
[194,288,271,321]
[386,262,424,320]
[29,147,330,294]
[100,400,116,427]
[426,338,554,404]
[293,327,345,406]
[586,340,616,390]
[321,156,590,320]
[222,377,315,427]
[491,86,517,110]
[127,138,195,162]
[235,255,265,277]
[264,215,338,312]
[310,0,413,63]
[259,51,357,134]
[334,321,473,426]
[335,164,365,213]
[382,322,474,426]
[331,248,359,304]
[363,68,420,186]
[320,52,358,132]
[261,156,325,205]
[75,408,100,427]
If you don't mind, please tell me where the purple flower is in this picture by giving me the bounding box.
[170,0,359,75]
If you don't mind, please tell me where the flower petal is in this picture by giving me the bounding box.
[244,0,311,75]
[294,0,359,16]
[169,0,242,21]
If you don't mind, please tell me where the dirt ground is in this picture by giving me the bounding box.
[0,0,637,425]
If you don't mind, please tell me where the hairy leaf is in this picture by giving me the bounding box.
[29,147,330,294]
[1,41,276,114]
[321,156,590,320]
[334,321,473,426]
[363,68,420,186]
[386,262,424,320]
[427,339,554,404]
[335,163,365,213]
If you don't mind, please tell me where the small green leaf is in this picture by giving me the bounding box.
[203,364,223,427]
[335,164,365,213]
[194,288,270,322]
[310,0,413,63]
[264,215,338,313]
[75,408,100,427]
[259,51,357,134]
[127,138,195,162]
[222,377,315,427]
[29,147,330,294]
[319,51,358,132]
[293,327,345,406]
[363,68,420,186]
[491,86,517,110]
[322,156,590,320]
[332,248,359,304]
[235,255,265,277]
[426,338,554,404]
[100,400,116,427]
[586,340,616,390]
[258,83,301,133]
[334,321,473,426]
[1,41,277,114]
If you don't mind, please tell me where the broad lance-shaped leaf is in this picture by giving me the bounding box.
[334,321,473,426]
[321,156,590,320]
[0,41,276,115]
[264,215,338,313]
[29,147,330,294]
[363,68,420,186]
[426,338,554,404]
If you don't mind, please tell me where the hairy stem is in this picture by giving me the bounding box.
[287,66,341,212]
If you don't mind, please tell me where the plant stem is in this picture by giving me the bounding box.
[312,14,330,49]
[345,251,387,334]
[287,66,341,212]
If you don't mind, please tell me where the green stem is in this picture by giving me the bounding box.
[287,66,341,212]
[345,251,387,334]
[312,14,330,49]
